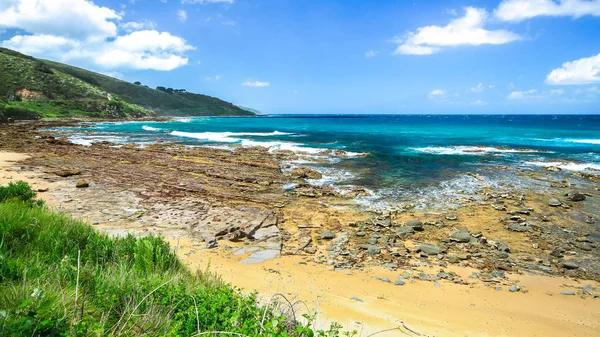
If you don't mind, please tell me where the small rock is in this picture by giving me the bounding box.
[54,169,81,177]
[449,228,471,243]
[405,219,423,229]
[434,282,440,287]
[562,261,579,270]
[367,245,381,255]
[447,255,459,264]
[417,243,441,255]
[350,296,364,303]
[509,284,521,293]
[565,191,586,202]
[394,280,406,286]
[445,214,458,221]
[75,179,89,188]
[561,290,575,296]
[290,167,323,179]
[396,226,415,235]
[548,198,561,207]
[376,277,391,283]
[319,230,335,240]
[418,273,432,281]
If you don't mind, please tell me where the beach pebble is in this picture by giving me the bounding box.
[548,198,561,207]
[561,290,575,296]
[76,179,89,188]
[376,277,391,283]
[509,284,521,292]
[350,296,364,303]
[565,191,586,202]
[562,261,579,270]
[417,243,441,255]
[405,219,423,229]
[319,230,335,240]
[449,228,471,243]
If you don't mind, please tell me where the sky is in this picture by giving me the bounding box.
[1,0,600,114]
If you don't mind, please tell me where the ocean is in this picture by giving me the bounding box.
[58,114,600,209]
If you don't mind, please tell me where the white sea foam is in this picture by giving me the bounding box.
[170,130,293,143]
[563,139,600,145]
[142,125,161,131]
[413,146,544,155]
[68,135,129,146]
[524,161,600,172]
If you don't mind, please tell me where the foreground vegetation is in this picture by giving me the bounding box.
[0,182,348,336]
[0,47,253,121]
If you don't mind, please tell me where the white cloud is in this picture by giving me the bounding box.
[204,75,221,81]
[507,89,538,99]
[429,89,446,98]
[495,0,600,22]
[0,0,194,71]
[365,50,379,58]
[551,89,565,95]
[470,82,493,92]
[472,99,487,105]
[121,20,156,32]
[546,53,600,85]
[242,81,270,87]
[178,10,187,22]
[0,0,120,41]
[394,7,520,55]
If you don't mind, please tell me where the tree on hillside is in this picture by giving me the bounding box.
[134,81,141,85]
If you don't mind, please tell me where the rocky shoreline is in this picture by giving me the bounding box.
[1,120,599,290]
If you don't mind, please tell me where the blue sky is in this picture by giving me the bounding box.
[1,0,600,114]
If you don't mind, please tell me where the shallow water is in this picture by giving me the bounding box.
[56,115,600,206]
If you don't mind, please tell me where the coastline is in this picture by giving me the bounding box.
[1,120,600,336]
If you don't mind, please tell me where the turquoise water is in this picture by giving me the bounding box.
[61,115,600,206]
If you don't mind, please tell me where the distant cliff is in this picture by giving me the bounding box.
[0,48,254,120]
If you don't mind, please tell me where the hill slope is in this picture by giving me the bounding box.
[0,48,253,120]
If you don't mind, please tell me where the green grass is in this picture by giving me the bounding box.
[0,182,350,337]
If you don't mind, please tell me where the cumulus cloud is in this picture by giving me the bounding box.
[495,0,600,22]
[546,53,600,85]
[507,89,538,99]
[0,0,120,41]
[365,50,379,58]
[0,0,194,71]
[394,7,520,55]
[429,89,446,98]
[121,20,157,32]
[242,81,270,87]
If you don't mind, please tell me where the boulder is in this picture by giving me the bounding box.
[396,226,415,235]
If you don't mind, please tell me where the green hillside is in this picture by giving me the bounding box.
[0,48,253,121]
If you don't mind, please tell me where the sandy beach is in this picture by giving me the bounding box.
[1,120,599,337]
